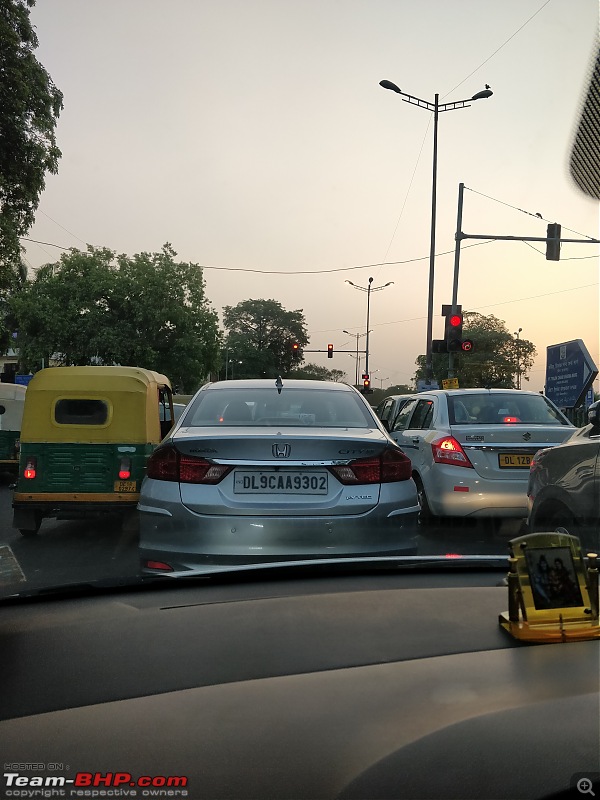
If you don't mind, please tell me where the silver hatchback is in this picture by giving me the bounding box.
[139,379,419,572]
[389,389,575,519]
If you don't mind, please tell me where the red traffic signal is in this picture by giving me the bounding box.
[363,377,371,389]
[291,342,299,351]
[327,343,334,358]
[444,311,464,352]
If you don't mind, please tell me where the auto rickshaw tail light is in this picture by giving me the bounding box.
[119,457,131,480]
[24,457,37,480]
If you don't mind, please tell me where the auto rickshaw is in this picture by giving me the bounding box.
[0,383,27,474]
[12,366,174,536]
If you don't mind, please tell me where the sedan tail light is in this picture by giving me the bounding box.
[329,447,412,484]
[431,436,473,468]
[147,445,232,484]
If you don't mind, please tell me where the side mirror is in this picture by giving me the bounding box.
[588,400,600,428]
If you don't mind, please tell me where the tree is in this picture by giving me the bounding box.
[288,363,347,382]
[413,312,536,389]
[0,0,63,274]
[10,244,220,392]
[222,299,309,378]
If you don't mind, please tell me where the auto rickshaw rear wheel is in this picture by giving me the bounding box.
[18,510,43,537]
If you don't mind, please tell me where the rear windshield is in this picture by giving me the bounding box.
[448,394,571,426]
[54,399,109,426]
[185,388,375,428]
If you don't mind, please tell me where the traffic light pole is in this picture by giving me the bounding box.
[447,182,600,379]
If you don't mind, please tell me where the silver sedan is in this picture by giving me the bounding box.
[139,379,419,573]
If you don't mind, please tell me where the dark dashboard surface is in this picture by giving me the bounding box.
[1,569,599,799]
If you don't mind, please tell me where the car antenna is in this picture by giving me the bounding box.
[275,376,283,394]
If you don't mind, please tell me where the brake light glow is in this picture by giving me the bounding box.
[23,458,37,480]
[431,436,473,468]
[503,416,520,423]
[118,457,131,480]
[329,447,412,484]
[144,560,175,572]
[146,445,232,484]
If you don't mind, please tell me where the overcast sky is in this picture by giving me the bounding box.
[25,0,599,392]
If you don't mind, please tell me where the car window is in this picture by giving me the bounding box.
[408,399,434,430]
[187,388,375,428]
[377,398,393,421]
[391,399,418,432]
[448,394,571,425]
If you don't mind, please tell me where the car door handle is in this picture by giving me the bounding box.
[412,438,420,445]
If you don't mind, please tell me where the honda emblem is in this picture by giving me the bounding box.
[272,443,291,458]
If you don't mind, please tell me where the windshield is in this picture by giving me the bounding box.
[185,387,375,427]
[447,393,571,426]
[0,0,598,600]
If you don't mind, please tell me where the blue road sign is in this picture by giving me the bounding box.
[545,339,598,409]
[14,374,33,386]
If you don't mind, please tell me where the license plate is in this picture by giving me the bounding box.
[114,480,137,493]
[498,453,533,469]
[234,470,329,494]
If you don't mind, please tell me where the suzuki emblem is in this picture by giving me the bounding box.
[522,432,532,442]
[272,443,291,458]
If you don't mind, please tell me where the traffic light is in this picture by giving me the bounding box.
[362,376,372,393]
[327,343,334,359]
[432,339,447,354]
[444,312,463,352]
[546,222,561,261]
[291,342,300,352]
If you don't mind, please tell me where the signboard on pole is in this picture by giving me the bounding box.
[545,340,598,409]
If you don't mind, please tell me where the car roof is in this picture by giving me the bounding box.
[203,379,355,392]
[414,389,545,398]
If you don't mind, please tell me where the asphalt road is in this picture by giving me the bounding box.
[0,480,519,596]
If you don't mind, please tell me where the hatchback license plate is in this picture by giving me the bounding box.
[498,453,532,468]
[234,470,329,494]
[114,480,137,493]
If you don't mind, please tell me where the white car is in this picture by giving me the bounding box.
[388,389,575,519]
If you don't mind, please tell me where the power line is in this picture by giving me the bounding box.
[465,186,599,240]
[441,0,553,98]
[309,282,598,334]
[38,210,89,246]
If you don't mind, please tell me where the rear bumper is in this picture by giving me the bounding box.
[421,466,530,518]
[138,480,419,572]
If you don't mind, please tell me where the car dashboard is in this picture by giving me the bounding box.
[1,568,598,800]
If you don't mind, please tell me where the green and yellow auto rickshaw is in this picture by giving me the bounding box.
[0,382,27,474]
[12,366,174,536]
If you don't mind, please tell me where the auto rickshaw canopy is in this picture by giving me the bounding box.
[0,383,27,432]
[21,366,172,443]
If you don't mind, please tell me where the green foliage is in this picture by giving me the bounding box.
[222,299,309,378]
[0,0,63,274]
[288,363,347,382]
[413,312,537,389]
[10,244,220,392]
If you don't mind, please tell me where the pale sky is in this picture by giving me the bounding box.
[25,0,599,393]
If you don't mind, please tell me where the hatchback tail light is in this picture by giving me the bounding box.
[431,436,473,468]
[329,447,412,484]
[147,445,232,484]
[23,457,37,480]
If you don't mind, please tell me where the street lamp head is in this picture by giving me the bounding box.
[380,79,402,94]
[471,85,493,101]
[345,280,355,287]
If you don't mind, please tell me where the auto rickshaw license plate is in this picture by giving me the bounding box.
[498,453,533,468]
[114,480,137,493]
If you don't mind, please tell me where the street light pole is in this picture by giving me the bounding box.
[514,328,522,390]
[379,81,492,383]
[343,329,367,387]
[346,278,393,384]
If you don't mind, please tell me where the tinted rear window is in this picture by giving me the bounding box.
[448,394,570,426]
[186,388,375,428]
[54,399,109,425]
